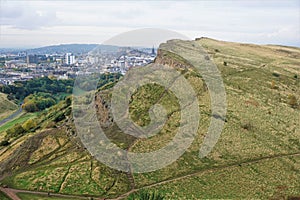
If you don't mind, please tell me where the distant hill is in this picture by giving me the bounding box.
[0,38,299,199]
[0,44,155,55]
[26,44,120,55]
[0,44,120,55]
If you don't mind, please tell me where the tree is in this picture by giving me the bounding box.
[22,101,39,112]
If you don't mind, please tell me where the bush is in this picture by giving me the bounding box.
[128,190,164,200]
[22,118,37,131]
[241,121,253,131]
[65,96,72,106]
[271,80,278,89]
[0,140,10,146]
[223,61,227,66]
[53,112,65,122]
[272,72,280,77]
[22,101,39,112]
[288,94,298,108]
[6,124,25,138]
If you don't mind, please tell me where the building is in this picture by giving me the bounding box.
[65,53,75,65]
[27,55,38,64]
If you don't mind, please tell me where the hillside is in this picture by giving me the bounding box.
[0,93,18,121]
[0,38,299,199]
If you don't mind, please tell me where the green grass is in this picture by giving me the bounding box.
[0,92,18,121]
[0,190,11,200]
[0,112,38,133]
[17,192,86,200]
[142,155,300,199]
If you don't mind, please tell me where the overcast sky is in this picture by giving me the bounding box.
[0,0,299,48]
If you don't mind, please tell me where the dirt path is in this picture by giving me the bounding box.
[112,151,300,199]
[1,187,21,200]
[0,186,104,200]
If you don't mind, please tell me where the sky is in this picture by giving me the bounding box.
[0,0,299,48]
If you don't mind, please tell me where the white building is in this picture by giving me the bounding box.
[65,53,75,65]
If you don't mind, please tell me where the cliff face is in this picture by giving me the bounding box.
[154,48,192,70]
[94,92,112,128]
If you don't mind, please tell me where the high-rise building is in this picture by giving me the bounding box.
[65,53,75,65]
[151,46,156,55]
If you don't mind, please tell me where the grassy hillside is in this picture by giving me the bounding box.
[0,38,299,199]
[0,92,18,121]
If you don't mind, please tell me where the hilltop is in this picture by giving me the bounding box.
[0,38,299,199]
[0,44,120,55]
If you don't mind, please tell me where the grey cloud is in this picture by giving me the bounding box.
[0,2,59,30]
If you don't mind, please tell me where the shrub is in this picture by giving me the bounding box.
[0,140,10,146]
[53,112,65,122]
[272,72,280,77]
[288,94,298,108]
[65,96,72,106]
[22,118,37,131]
[6,124,25,138]
[128,190,164,200]
[22,101,39,112]
[223,61,227,66]
[271,80,278,89]
[241,121,253,131]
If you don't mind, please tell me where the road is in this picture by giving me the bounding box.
[0,106,23,126]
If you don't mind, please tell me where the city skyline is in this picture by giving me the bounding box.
[0,0,300,48]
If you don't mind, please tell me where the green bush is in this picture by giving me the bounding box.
[22,118,37,131]
[6,124,25,138]
[0,140,10,146]
[53,112,65,122]
[127,190,164,200]
[272,72,280,77]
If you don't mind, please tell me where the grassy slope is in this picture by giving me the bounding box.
[0,190,11,200]
[0,38,299,199]
[0,99,131,199]
[17,192,84,200]
[0,92,18,121]
[130,38,300,198]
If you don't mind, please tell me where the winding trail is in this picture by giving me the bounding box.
[112,151,300,200]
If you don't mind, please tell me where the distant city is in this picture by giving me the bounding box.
[0,44,157,85]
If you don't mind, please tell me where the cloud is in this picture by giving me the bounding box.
[0,1,59,30]
[0,1,299,47]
